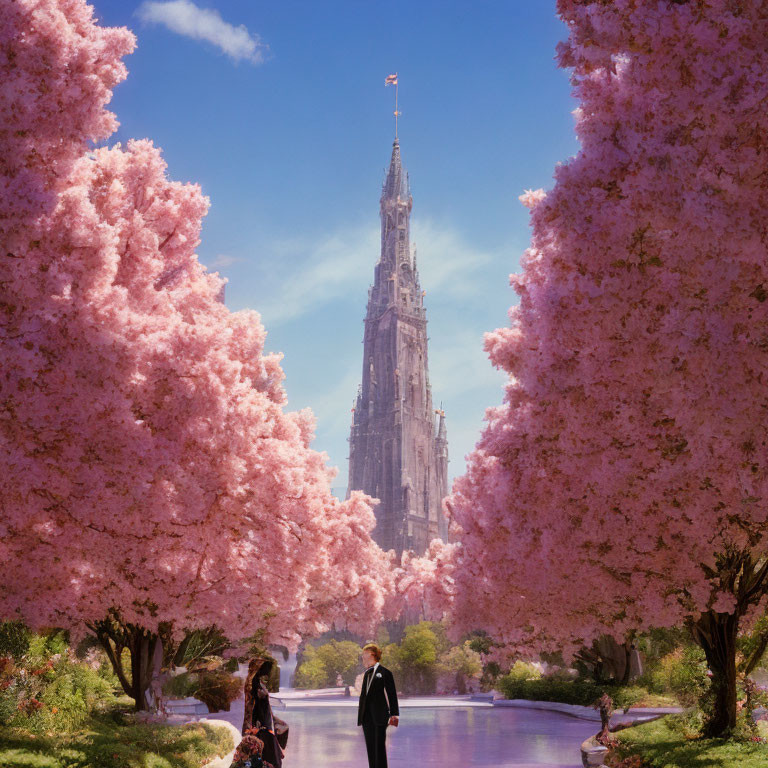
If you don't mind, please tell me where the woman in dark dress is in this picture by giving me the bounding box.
[242,658,288,768]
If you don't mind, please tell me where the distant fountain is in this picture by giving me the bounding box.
[279,649,298,691]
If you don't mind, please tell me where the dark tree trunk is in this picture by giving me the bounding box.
[620,641,633,686]
[692,610,739,737]
[88,616,159,711]
[129,627,159,711]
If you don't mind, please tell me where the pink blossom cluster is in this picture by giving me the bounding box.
[448,0,768,658]
[0,0,393,648]
[394,538,459,624]
[518,189,547,210]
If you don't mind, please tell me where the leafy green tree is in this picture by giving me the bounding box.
[439,641,482,694]
[315,641,362,686]
[383,621,450,694]
[294,641,362,689]
[467,630,504,690]
[293,645,326,689]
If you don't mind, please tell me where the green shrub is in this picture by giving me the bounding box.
[194,670,242,712]
[0,621,31,659]
[497,674,648,709]
[650,647,708,707]
[162,669,241,712]
[163,671,201,698]
[9,654,116,733]
[505,660,542,683]
[0,626,117,733]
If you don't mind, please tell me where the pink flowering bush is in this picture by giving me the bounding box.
[448,0,768,738]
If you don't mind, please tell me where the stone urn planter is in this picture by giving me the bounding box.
[580,735,609,768]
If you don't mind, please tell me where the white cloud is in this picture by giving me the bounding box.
[410,219,494,297]
[253,219,501,327]
[253,223,378,326]
[137,0,267,64]
[206,253,245,269]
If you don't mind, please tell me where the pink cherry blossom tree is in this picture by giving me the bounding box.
[0,0,392,709]
[448,0,768,736]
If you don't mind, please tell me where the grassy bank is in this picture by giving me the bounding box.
[0,699,234,768]
[610,717,768,768]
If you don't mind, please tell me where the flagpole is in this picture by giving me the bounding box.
[395,80,398,140]
[385,73,400,140]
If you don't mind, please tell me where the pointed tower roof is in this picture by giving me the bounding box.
[436,408,447,442]
[382,139,410,201]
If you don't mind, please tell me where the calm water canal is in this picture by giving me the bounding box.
[268,702,596,768]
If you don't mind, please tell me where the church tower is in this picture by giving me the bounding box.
[347,139,449,556]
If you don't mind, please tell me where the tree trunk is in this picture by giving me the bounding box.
[129,627,159,711]
[691,611,739,737]
[620,641,633,686]
[89,617,159,711]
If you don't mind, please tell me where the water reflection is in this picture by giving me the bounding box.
[279,704,595,767]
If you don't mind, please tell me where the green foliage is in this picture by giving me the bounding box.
[173,626,230,670]
[504,660,542,684]
[162,669,241,712]
[293,645,327,689]
[375,626,390,649]
[193,671,242,713]
[163,672,200,699]
[0,703,234,768]
[439,641,483,693]
[32,662,115,732]
[634,628,691,666]
[294,640,362,688]
[465,630,505,690]
[0,621,32,659]
[739,614,768,673]
[466,630,494,657]
[648,647,709,708]
[664,708,706,739]
[0,626,117,734]
[612,716,768,768]
[497,674,654,710]
[383,621,454,695]
[315,640,361,685]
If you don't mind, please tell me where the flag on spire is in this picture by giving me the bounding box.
[385,73,398,85]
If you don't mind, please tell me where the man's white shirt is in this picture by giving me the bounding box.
[365,661,379,694]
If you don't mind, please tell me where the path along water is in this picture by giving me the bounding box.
[191,694,598,768]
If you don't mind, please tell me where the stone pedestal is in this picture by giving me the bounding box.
[580,735,608,767]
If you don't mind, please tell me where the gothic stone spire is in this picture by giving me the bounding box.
[347,139,449,556]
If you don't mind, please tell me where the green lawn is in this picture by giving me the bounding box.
[612,717,768,768]
[0,701,234,768]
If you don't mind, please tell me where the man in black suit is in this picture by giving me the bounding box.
[358,643,399,768]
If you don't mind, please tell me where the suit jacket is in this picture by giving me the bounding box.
[357,664,399,726]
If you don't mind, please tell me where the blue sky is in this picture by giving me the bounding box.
[90,0,580,491]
